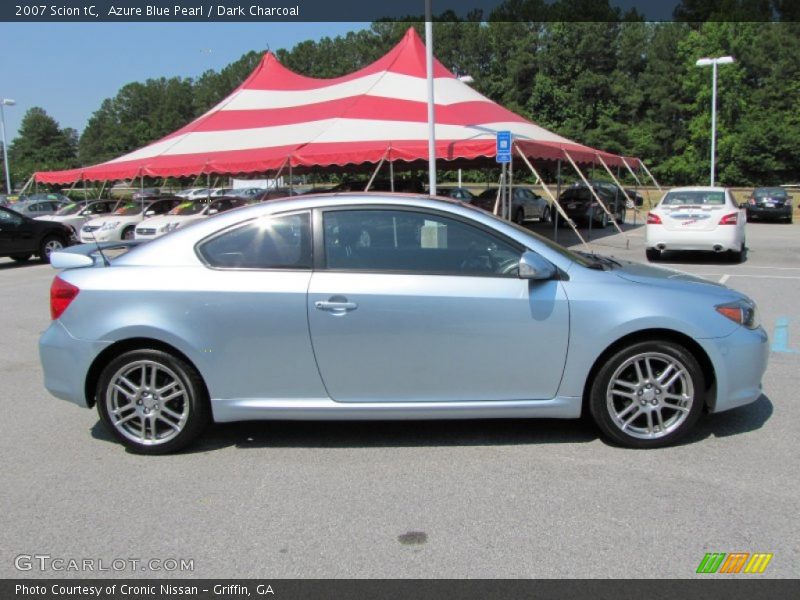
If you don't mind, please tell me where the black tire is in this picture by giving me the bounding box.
[513,208,525,225]
[541,206,551,224]
[617,209,625,225]
[589,340,705,449]
[645,248,660,262]
[600,212,609,228]
[96,349,210,454]
[729,240,746,263]
[122,226,135,241]
[746,213,753,223]
[10,254,31,263]
[38,235,65,263]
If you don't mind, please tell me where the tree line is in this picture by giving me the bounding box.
[4,0,799,191]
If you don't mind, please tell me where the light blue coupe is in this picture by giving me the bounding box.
[39,194,769,453]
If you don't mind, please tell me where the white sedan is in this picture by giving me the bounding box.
[645,186,746,262]
[135,197,250,240]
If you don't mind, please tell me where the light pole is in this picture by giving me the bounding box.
[425,0,436,196]
[695,56,734,186]
[0,98,15,195]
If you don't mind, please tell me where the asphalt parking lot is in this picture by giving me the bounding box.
[0,217,798,579]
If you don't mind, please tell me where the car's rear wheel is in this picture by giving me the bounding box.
[10,253,31,262]
[122,226,135,240]
[38,235,65,263]
[729,239,746,263]
[96,349,210,454]
[589,341,705,448]
[514,208,525,225]
[645,248,660,262]
[541,206,551,224]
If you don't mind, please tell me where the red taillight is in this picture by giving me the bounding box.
[50,276,80,320]
[646,212,662,224]
[719,212,738,225]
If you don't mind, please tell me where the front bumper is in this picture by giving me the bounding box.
[698,325,769,413]
[39,321,109,407]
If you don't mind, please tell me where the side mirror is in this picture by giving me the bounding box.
[519,250,557,280]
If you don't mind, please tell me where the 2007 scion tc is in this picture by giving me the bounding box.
[39,194,768,454]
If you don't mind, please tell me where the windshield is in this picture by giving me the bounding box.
[661,191,725,206]
[168,201,205,215]
[114,202,143,216]
[754,188,786,198]
[54,202,83,216]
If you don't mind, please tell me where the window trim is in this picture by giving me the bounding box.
[313,205,526,278]
[194,209,313,272]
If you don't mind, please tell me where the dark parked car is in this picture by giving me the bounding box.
[255,188,301,201]
[474,187,551,224]
[0,205,72,263]
[745,187,793,223]
[443,187,477,202]
[559,181,627,227]
[624,189,645,208]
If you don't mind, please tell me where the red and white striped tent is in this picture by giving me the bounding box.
[36,27,636,185]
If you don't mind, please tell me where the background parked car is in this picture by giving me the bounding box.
[443,187,477,202]
[255,188,301,201]
[135,196,252,240]
[745,187,793,223]
[0,205,72,263]
[558,181,627,227]
[10,197,73,218]
[645,186,746,262]
[80,197,180,242]
[36,199,120,240]
[473,187,551,224]
[17,192,72,204]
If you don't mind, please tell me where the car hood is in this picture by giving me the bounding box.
[613,260,744,300]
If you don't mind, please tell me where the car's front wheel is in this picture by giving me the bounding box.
[38,235,65,263]
[96,349,210,454]
[589,340,705,448]
[122,226,135,241]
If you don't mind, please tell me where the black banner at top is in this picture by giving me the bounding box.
[1,1,797,23]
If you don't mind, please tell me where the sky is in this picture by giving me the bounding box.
[0,22,368,141]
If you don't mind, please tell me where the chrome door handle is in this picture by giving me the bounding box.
[315,300,358,312]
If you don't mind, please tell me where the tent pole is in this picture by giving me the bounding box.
[365,149,389,192]
[98,180,106,199]
[83,177,88,201]
[140,173,144,214]
[638,159,662,191]
[18,175,34,197]
[515,145,587,248]
[272,157,288,187]
[289,161,293,195]
[621,157,651,210]
[597,155,639,217]
[563,151,627,241]
[206,171,211,201]
[555,159,562,242]
[492,168,506,216]
[389,158,394,192]
[508,151,514,221]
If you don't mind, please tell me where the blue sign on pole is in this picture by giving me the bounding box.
[496,130,512,163]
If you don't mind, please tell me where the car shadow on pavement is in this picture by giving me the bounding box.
[677,393,773,446]
[90,416,599,453]
[0,259,43,270]
[89,394,772,453]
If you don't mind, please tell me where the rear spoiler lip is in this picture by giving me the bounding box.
[50,240,145,269]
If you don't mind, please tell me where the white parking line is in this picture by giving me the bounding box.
[694,273,800,280]
[719,274,730,284]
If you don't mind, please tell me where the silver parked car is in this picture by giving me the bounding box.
[39,194,768,454]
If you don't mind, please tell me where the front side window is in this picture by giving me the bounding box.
[323,209,521,277]
[198,212,311,270]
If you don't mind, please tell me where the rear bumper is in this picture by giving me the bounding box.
[746,205,791,219]
[699,325,769,413]
[646,226,742,252]
[39,321,109,408]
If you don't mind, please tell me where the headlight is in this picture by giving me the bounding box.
[716,299,759,329]
[100,221,120,231]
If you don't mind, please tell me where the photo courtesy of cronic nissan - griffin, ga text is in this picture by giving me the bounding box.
[39,194,769,454]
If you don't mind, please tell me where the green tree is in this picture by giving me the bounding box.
[8,107,77,185]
